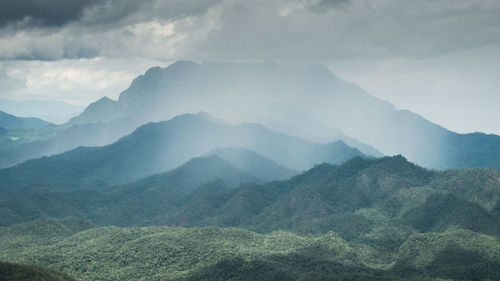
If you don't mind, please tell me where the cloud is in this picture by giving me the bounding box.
[0,0,499,61]
[0,0,101,28]
[307,0,352,12]
[0,58,166,104]
[0,0,499,135]
[0,0,221,30]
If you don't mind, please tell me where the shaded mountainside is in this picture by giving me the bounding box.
[0,111,51,130]
[0,112,363,198]
[0,155,261,226]
[0,261,75,281]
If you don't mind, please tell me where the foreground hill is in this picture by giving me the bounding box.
[0,112,362,197]
[0,221,465,281]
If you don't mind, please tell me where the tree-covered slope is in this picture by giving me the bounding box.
[393,230,500,281]
[1,220,496,281]
[0,261,75,281]
[2,154,500,240]
[0,155,261,226]
[0,222,450,281]
[1,155,500,280]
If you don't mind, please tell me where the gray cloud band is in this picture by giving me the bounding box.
[0,0,499,61]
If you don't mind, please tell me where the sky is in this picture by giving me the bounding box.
[0,0,499,134]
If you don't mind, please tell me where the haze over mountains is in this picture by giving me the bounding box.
[0,110,50,130]
[1,61,499,171]
[0,99,83,125]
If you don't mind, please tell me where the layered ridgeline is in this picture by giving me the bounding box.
[0,112,361,198]
[0,60,384,169]
[2,154,499,234]
[1,157,500,280]
[63,61,500,169]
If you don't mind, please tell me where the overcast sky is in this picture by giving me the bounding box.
[0,0,499,134]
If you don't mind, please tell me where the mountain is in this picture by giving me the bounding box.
[0,112,364,198]
[0,98,83,124]
[0,111,51,130]
[160,156,439,233]
[100,155,260,226]
[206,146,298,181]
[3,154,499,244]
[0,119,139,168]
[64,61,500,170]
[0,61,387,169]
[2,61,500,170]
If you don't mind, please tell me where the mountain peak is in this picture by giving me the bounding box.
[68,96,118,125]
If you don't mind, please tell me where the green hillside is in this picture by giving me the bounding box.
[0,261,75,281]
[0,221,455,281]
[1,155,499,280]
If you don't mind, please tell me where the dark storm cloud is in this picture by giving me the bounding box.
[0,0,499,61]
[0,0,222,29]
[0,0,101,28]
[81,0,221,27]
[0,0,220,60]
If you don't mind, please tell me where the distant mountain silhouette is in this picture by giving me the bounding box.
[67,61,500,169]
[0,110,51,130]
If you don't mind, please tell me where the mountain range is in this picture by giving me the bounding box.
[1,60,500,281]
[63,61,500,170]
[1,155,499,280]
